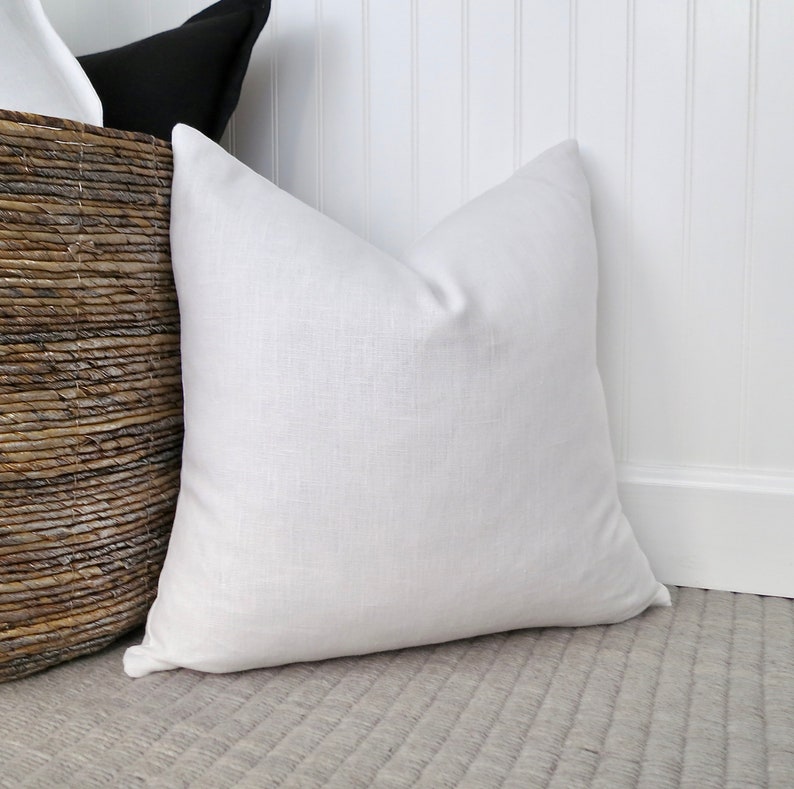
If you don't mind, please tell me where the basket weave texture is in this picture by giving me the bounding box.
[0,110,182,681]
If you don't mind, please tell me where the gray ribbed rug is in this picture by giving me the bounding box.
[1,587,792,788]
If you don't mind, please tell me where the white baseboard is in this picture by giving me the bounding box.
[617,463,794,599]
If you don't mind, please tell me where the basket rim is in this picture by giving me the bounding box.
[0,108,171,149]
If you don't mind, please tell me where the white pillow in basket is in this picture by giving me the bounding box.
[0,0,102,124]
[124,125,669,677]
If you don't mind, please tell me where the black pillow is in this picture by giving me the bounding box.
[78,0,271,142]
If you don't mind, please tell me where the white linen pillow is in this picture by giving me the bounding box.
[124,125,669,678]
[0,0,102,125]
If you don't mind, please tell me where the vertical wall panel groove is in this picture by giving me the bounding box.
[271,6,280,186]
[515,2,571,163]
[367,2,412,254]
[678,0,697,464]
[620,0,636,462]
[568,0,578,138]
[460,0,470,203]
[314,0,324,211]
[415,0,464,243]
[512,0,523,170]
[627,0,688,464]
[361,0,372,241]
[680,0,752,466]
[744,0,794,469]
[411,0,420,239]
[318,0,367,235]
[576,0,631,460]
[739,0,760,468]
[467,2,517,198]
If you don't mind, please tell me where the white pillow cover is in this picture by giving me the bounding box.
[124,126,669,677]
[0,0,102,125]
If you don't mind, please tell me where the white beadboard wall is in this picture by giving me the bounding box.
[44,0,794,598]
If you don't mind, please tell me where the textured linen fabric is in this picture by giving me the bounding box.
[78,0,271,141]
[0,0,102,124]
[3,588,793,788]
[124,126,669,678]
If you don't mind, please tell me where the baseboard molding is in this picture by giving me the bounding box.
[617,463,794,599]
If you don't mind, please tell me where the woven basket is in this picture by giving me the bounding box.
[0,110,182,681]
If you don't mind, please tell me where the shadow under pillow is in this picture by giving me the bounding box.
[78,0,271,142]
